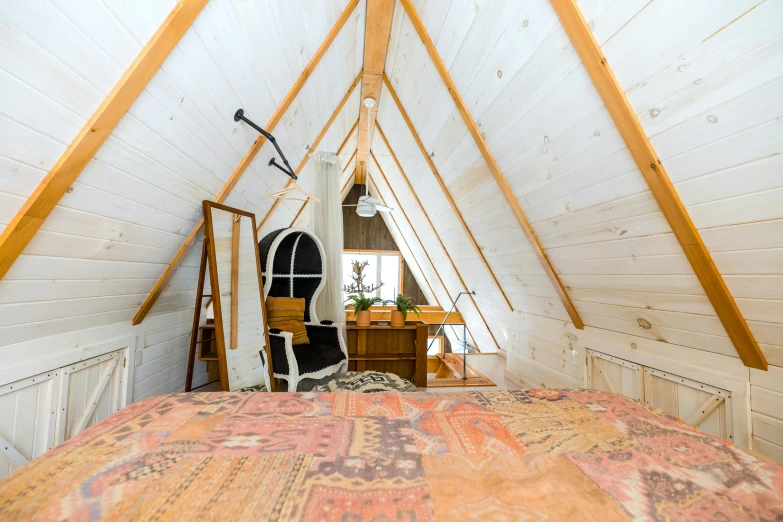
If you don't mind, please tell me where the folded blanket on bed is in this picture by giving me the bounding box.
[1,389,781,521]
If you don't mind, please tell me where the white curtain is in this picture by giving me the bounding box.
[308,151,344,322]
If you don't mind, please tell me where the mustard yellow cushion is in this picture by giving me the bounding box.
[266,297,309,345]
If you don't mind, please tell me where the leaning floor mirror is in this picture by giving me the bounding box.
[202,201,274,392]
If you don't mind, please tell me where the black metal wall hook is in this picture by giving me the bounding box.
[234,109,297,180]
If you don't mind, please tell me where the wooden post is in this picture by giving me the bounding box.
[415,324,428,387]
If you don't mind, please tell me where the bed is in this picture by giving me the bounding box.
[1,389,781,521]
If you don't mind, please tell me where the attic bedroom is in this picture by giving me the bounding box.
[1,0,782,519]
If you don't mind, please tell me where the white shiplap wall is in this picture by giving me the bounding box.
[0,0,363,398]
[580,0,783,461]
[373,0,782,458]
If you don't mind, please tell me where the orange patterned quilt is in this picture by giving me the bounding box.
[1,389,782,521]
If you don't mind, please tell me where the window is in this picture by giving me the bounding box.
[343,250,403,303]
[427,336,442,356]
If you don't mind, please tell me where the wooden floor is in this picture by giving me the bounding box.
[192,353,517,393]
[425,353,519,393]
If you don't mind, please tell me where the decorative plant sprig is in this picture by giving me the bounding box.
[344,293,385,313]
[387,294,422,321]
[343,259,384,294]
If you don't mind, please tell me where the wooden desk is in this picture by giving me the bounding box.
[346,322,428,387]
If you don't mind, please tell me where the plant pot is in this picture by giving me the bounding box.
[390,310,405,328]
[355,310,371,327]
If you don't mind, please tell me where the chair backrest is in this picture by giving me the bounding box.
[258,228,325,323]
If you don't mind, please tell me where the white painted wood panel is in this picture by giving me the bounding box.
[58,349,126,442]
[643,368,734,442]
[0,0,362,355]
[0,369,59,479]
[587,350,642,400]
[367,161,498,353]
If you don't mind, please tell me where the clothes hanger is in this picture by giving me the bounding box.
[234,109,322,203]
[266,183,320,202]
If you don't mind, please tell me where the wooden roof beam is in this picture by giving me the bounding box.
[380,79,516,314]
[365,173,441,307]
[270,109,361,231]
[0,0,209,282]
[289,202,308,227]
[370,141,501,352]
[550,0,766,369]
[368,153,499,352]
[133,1,360,324]
[355,0,395,184]
[343,150,358,173]
[397,0,584,329]
[341,172,355,202]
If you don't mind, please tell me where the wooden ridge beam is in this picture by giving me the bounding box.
[397,0,584,329]
[370,149,501,352]
[356,0,395,184]
[550,0,766,369]
[379,80,517,314]
[0,0,209,282]
[133,1,360,325]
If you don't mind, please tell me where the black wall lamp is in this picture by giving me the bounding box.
[234,109,297,180]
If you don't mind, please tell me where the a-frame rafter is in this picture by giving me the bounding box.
[257,84,359,232]
[340,173,355,202]
[262,117,358,233]
[368,156,499,350]
[286,111,361,228]
[396,0,584,329]
[365,175,440,307]
[370,142,501,352]
[256,75,362,233]
[133,1,360,325]
[0,0,209,282]
[380,79,514,312]
[550,0,766,369]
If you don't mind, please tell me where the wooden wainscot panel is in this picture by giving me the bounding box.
[587,350,643,401]
[644,368,734,443]
[586,345,752,449]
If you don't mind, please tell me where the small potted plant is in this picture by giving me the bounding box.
[344,293,383,327]
[388,294,422,328]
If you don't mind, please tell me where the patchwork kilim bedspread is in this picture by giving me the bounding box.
[1,390,782,521]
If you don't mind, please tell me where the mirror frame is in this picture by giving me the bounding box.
[202,200,275,392]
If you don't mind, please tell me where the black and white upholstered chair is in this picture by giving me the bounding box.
[258,228,348,391]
